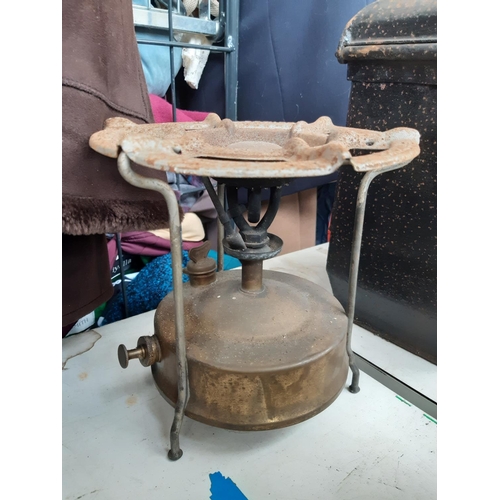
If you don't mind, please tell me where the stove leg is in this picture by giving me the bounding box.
[117,153,189,460]
[167,206,188,461]
[345,170,380,394]
[345,161,408,392]
[217,182,225,272]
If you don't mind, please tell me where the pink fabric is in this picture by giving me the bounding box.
[149,94,209,123]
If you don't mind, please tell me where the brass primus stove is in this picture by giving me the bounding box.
[90,115,420,460]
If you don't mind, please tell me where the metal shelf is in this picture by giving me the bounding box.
[133,4,220,36]
[133,0,239,121]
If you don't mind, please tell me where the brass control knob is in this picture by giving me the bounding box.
[118,335,161,369]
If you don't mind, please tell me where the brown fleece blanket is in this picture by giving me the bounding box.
[62,0,174,236]
[62,0,180,327]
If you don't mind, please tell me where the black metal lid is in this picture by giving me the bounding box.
[336,0,437,63]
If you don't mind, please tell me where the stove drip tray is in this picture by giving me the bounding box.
[90,114,420,458]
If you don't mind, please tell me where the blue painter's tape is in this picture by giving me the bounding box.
[209,471,248,500]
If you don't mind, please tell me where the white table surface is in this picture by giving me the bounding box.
[264,244,437,402]
[62,245,437,500]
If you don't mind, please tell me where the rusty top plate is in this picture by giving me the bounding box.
[89,114,420,177]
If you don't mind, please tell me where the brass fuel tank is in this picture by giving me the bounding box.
[152,269,348,430]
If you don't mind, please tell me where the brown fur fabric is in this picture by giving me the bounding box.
[62,0,173,236]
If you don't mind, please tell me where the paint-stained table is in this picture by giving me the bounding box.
[62,245,437,500]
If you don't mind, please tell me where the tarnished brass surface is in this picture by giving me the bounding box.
[184,242,217,287]
[240,260,263,293]
[153,270,348,430]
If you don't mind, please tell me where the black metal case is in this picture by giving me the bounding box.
[327,0,437,363]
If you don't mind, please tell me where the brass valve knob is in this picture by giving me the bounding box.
[184,241,217,287]
[118,335,161,369]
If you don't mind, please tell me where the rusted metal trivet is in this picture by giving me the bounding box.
[90,115,420,460]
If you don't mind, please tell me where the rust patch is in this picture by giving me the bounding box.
[78,372,88,381]
[126,395,137,407]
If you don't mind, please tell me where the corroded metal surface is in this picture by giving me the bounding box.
[337,0,437,63]
[152,270,348,430]
[89,114,420,176]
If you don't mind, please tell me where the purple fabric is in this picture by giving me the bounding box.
[107,232,204,270]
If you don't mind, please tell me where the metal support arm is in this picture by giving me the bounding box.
[117,152,188,461]
[345,164,408,393]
